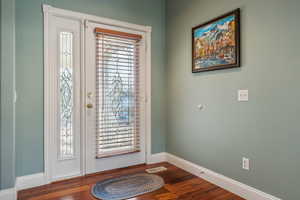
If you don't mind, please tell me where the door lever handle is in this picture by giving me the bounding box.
[86,103,93,109]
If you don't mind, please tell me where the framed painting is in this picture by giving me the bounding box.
[192,9,240,73]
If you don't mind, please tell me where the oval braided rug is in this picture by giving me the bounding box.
[91,173,164,200]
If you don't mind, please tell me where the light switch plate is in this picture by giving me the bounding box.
[238,90,249,101]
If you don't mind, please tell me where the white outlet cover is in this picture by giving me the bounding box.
[242,157,250,170]
[238,90,249,101]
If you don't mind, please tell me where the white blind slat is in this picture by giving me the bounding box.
[95,29,141,158]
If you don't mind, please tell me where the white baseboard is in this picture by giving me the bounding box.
[147,152,167,164]
[165,153,281,200]
[16,173,46,191]
[14,153,166,191]
[13,153,281,200]
[0,188,16,200]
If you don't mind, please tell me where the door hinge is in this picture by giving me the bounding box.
[145,41,148,52]
[84,20,89,29]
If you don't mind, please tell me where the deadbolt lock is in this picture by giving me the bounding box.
[86,103,93,109]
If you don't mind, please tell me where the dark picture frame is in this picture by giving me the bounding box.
[192,9,240,73]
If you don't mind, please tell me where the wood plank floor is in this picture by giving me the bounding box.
[18,162,245,200]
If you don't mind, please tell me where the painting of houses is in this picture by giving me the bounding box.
[192,9,240,72]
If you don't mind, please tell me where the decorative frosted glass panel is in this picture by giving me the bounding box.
[59,32,74,159]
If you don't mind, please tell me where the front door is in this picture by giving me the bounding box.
[85,22,147,174]
[47,13,147,181]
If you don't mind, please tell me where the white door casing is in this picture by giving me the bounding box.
[44,4,152,183]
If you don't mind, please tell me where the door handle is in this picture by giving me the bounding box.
[86,103,93,109]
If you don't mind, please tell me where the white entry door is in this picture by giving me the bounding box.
[46,7,149,181]
[85,22,147,174]
[48,16,82,181]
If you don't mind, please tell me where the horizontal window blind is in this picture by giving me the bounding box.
[95,28,142,158]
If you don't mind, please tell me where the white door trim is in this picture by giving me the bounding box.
[0,188,16,200]
[43,4,152,184]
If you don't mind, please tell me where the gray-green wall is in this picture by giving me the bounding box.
[7,0,300,198]
[1,0,15,190]
[16,0,166,177]
[166,0,300,199]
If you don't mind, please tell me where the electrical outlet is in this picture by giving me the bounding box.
[242,157,250,170]
[238,90,249,101]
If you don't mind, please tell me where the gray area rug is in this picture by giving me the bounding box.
[91,173,165,200]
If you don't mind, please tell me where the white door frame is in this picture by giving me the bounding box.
[43,4,152,184]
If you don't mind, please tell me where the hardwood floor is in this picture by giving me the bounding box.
[18,162,245,200]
